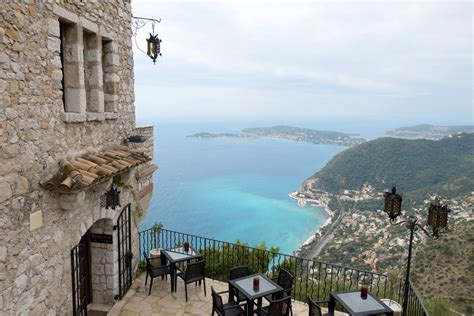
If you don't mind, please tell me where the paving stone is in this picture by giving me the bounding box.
[109,274,351,316]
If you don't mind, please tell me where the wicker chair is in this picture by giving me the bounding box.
[211,286,246,316]
[228,266,250,303]
[176,259,206,301]
[265,269,294,315]
[144,254,171,295]
[255,295,292,316]
[307,296,332,316]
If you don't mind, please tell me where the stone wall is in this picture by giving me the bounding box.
[133,125,154,159]
[89,218,116,305]
[0,1,155,314]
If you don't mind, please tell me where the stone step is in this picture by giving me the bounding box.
[87,303,112,316]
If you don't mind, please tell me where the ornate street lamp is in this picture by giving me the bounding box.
[132,16,162,65]
[383,187,451,316]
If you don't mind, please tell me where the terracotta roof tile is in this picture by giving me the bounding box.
[41,146,152,193]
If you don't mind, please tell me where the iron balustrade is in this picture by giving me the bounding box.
[405,279,430,316]
[139,227,429,315]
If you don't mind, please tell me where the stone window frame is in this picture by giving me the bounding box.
[52,5,119,123]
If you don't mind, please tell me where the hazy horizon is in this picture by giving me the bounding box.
[132,1,473,125]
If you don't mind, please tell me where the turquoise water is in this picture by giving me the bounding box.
[140,122,344,254]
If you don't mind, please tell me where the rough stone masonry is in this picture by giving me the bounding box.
[0,1,156,314]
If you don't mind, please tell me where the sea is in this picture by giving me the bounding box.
[139,119,389,254]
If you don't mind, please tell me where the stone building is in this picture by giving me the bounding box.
[0,1,156,314]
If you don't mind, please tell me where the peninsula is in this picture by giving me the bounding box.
[385,124,473,140]
[187,125,366,146]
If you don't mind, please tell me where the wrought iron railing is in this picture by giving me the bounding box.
[405,279,430,316]
[139,227,429,315]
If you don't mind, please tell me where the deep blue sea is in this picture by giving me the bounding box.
[139,120,386,254]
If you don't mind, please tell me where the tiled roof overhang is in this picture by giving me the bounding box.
[41,145,151,193]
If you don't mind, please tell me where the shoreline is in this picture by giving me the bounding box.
[189,132,363,147]
[300,215,332,247]
[289,191,335,254]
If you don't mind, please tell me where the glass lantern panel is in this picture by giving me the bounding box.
[147,41,153,56]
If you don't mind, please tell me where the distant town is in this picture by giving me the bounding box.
[295,184,473,271]
[385,124,474,140]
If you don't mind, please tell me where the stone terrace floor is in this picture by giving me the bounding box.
[109,274,348,316]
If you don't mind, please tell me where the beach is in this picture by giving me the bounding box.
[289,191,336,256]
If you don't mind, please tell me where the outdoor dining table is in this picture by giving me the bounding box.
[161,246,202,292]
[228,272,283,316]
[328,290,394,316]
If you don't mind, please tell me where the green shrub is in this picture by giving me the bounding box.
[426,298,455,316]
[465,304,473,314]
[136,259,147,277]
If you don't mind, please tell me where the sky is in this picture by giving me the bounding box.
[131,0,473,127]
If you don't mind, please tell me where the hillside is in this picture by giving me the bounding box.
[386,124,473,140]
[299,132,473,315]
[412,220,474,315]
[304,133,474,204]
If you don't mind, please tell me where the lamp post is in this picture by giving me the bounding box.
[383,187,451,316]
[132,16,162,65]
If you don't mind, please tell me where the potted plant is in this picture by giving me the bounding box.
[127,135,147,143]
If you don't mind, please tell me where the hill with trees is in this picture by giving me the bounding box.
[304,133,474,205]
[412,220,474,315]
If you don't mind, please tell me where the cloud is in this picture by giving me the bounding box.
[131,0,472,122]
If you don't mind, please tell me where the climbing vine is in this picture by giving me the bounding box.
[113,175,144,220]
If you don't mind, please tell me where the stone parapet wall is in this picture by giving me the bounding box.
[133,125,154,159]
[132,125,156,220]
[0,1,153,315]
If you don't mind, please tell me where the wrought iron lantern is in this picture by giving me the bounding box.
[132,16,162,65]
[146,33,162,64]
[427,197,451,237]
[100,184,121,210]
[383,186,403,222]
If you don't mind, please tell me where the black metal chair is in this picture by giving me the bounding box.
[149,250,168,273]
[307,296,332,316]
[144,254,171,295]
[211,286,246,316]
[228,266,250,303]
[266,269,294,315]
[255,295,292,316]
[176,259,206,301]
